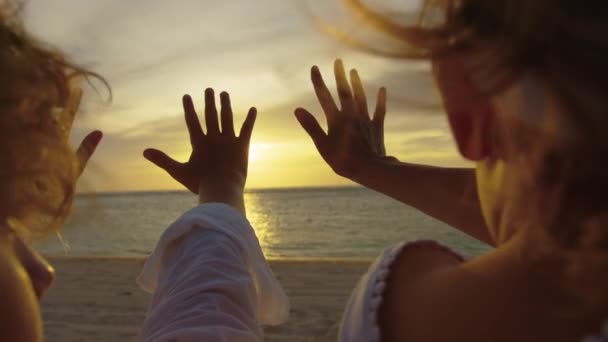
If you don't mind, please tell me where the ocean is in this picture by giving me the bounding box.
[36,187,492,258]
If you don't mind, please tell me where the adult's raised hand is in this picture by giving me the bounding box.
[295,59,395,181]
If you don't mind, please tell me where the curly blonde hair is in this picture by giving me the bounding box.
[0,1,107,239]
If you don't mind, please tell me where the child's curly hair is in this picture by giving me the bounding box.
[0,0,107,239]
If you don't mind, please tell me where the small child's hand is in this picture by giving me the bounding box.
[144,89,256,206]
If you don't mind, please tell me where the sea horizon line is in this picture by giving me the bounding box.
[76,185,365,197]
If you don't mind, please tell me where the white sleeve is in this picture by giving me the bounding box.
[136,203,290,342]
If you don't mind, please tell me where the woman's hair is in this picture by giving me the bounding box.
[343,0,608,309]
[0,0,107,239]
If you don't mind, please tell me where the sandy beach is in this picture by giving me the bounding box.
[41,257,371,342]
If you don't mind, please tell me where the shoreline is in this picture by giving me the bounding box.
[45,255,376,263]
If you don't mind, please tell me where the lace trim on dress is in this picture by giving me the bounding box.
[368,240,465,341]
[339,240,465,342]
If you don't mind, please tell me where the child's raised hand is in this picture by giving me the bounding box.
[143,89,256,197]
[295,59,394,181]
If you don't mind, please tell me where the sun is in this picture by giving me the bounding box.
[248,143,273,162]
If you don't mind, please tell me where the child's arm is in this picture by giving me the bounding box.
[137,203,289,341]
[138,90,289,340]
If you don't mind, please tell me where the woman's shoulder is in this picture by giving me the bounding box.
[369,240,465,281]
[375,240,466,292]
[339,240,465,342]
[389,240,465,274]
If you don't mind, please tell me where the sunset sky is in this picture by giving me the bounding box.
[26,0,469,192]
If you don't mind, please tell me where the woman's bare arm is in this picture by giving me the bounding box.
[296,59,493,246]
[355,161,493,245]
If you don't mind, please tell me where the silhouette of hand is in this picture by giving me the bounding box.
[64,88,103,177]
[295,59,395,181]
[76,130,103,177]
[144,88,256,196]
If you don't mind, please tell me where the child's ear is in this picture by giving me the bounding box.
[447,105,496,161]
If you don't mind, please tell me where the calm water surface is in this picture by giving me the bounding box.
[37,187,491,258]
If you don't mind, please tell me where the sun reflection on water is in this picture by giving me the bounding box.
[245,192,277,256]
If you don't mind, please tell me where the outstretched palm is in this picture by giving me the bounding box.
[143,88,256,195]
[295,59,394,181]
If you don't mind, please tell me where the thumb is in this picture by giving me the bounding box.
[77,130,103,175]
[143,148,182,177]
[295,108,327,154]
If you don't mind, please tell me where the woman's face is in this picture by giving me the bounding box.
[431,54,512,244]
